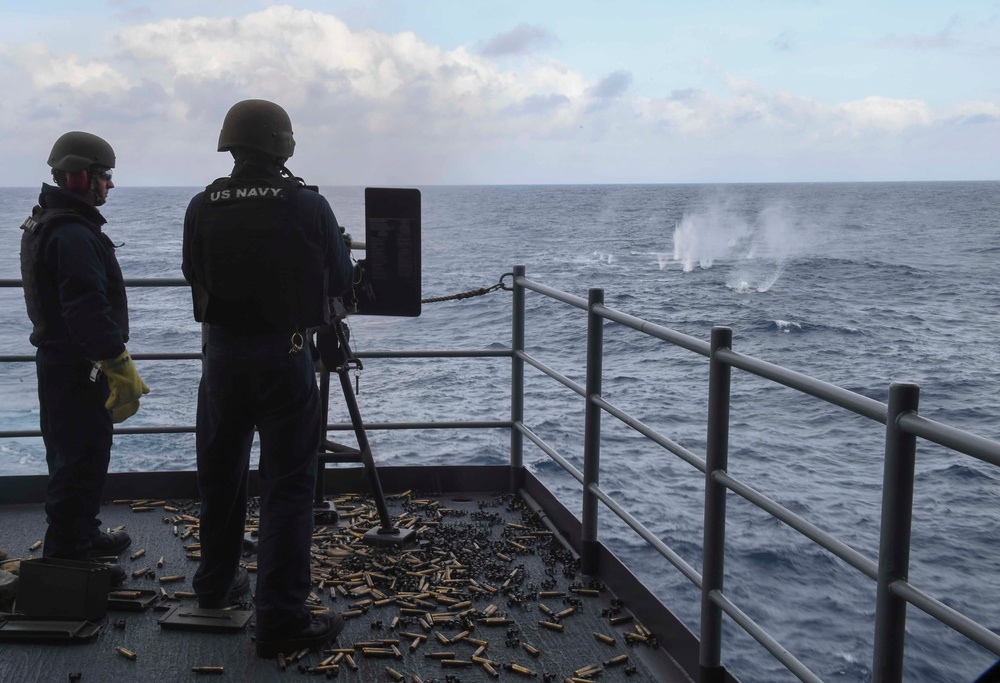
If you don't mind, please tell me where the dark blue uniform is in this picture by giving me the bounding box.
[182,164,352,637]
[19,183,129,560]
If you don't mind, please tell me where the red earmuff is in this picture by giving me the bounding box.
[66,170,89,192]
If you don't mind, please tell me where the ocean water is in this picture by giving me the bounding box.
[1,182,999,682]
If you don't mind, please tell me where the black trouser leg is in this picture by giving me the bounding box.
[37,350,112,560]
[254,349,321,637]
[192,352,254,608]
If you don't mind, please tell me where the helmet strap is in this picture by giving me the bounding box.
[279,164,306,186]
[90,171,106,207]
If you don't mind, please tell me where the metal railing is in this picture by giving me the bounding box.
[505,265,1000,683]
[3,266,1000,683]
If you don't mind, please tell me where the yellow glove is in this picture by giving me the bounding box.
[111,399,141,424]
[96,349,150,410]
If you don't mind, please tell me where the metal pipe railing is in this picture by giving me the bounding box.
[509,272,1000,683]
[699,326,733,683]
[581,287,604,575]
[5,268,1000,683]
[873,383,920,683]
[510,265,526,487]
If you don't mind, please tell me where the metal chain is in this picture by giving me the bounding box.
[420,272,513,304]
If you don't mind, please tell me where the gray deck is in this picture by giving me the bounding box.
[0,466,700,682]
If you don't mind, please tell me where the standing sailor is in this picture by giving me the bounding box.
[182,99,353,657]
[19,131,150,583]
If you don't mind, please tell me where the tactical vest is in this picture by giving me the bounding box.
[20,207,128,347]
[190,177,328,331]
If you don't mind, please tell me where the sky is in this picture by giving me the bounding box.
[1,0,998,186]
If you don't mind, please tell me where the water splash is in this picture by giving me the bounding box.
[672,200,814,292]
[672,203,751,272]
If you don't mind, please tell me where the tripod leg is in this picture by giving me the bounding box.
[314,366,332,507]
[337,366,413,545]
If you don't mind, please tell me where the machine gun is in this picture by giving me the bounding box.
[311,188,421,547]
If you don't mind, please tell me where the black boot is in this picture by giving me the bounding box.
[91,530,131,557]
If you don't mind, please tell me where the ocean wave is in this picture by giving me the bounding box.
[759,318,862,336]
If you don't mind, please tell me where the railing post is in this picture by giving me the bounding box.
[872,382,920,683]
[509,265,526,492]
[581,288,604,576]
[700,326,732,683]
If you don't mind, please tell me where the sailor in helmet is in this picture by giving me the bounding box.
[19,131,151,584]
[182,99,353,657]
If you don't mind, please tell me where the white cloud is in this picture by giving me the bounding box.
[0,5,997,185]
[0,42,132,95]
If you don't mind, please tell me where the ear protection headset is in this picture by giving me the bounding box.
[66,170,89,192]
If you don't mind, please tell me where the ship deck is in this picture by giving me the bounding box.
[0,465,704,683]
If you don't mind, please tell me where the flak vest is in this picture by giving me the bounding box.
[190,176,329,332]
[20,207,128,348]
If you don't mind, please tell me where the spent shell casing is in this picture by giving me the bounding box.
[424,651,457,659]
[507,663,536,677]
[522,643,540,657]
[605,654,630,666]
[111,590,142,599]
[305,665,339,674]
[593,632,616,645]
[555,607,575,619]
[538,620,564,632]
[158,575,185,583]
[361,647,396,659]
[130,548,146,560]
[116,646,137,661]
[609,614,633,625]
[29,540,42,551]
[191,666,224,675]
[483,662,500,678]
[440,659,473,668]
[131,567,150,579]
[386,667,405,681]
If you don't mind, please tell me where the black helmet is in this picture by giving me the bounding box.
[47,131,116,172]
[217,99,295,159]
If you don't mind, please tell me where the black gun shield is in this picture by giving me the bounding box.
[361,188,421,317]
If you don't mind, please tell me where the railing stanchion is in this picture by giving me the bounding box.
[581,288,604,575]
[873,382,920,683]
[510,265,526,491]
[700,326,733,683]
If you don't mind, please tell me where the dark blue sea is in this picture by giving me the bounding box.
[2,182,998,682]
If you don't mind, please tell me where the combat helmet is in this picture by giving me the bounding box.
[47,131,116,172]
[217,99,295,159]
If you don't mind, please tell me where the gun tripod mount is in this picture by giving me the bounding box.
[313,312,415,548]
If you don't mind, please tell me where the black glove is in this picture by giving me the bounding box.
[340,226,352,249]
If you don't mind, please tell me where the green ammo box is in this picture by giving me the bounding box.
[16,558,110,621]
